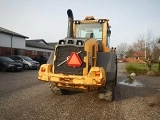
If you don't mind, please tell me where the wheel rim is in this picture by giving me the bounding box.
[24,65,29,69]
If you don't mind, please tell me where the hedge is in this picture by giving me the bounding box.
[126,65,147,75]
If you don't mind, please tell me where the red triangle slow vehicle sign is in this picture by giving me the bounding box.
[67,52,82,67]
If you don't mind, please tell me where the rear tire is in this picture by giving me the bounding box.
[98,57,117,101]
[115,58,118,86]
[49,82,69,95]
[98,81,115,101]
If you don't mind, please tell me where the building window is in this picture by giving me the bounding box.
[43,52,48,56]
[19,50,24,55]
[32,50,37,55]
[14,49,24,55]
[32,51,35,55]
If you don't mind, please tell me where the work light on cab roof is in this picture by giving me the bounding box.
[85,16,95,20]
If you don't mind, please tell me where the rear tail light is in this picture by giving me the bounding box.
[95,72,100,77]
[41,67,46,72]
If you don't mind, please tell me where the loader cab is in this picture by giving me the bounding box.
[75,23,102,40]
[73,16,111,52]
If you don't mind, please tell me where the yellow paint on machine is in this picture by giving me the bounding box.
[38,64,106,91]
[38,9,116,93]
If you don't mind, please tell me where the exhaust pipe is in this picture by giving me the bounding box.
[67,9,74,38]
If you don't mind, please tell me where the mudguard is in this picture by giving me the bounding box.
[96,52,117,81]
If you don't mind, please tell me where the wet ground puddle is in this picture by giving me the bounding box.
[118,76,160,92]
[118,76,143,87]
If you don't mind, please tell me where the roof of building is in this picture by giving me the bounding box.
[0,27,29,38]
[27,39,49,45]
[48,42,58,48]
[26,39,54,50]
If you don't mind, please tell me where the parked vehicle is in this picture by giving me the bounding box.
[32,55,48,65]
[9,58,28,69]
[0,56,23,72]
[10,55,40,70]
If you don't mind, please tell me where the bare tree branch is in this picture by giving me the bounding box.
[116,42,129,58]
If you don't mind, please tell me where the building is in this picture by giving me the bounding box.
[0,27,28,56]
[48,42,57,48]
[26,39,54,58]
[0,27,56,58]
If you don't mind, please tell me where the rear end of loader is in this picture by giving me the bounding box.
[38,38,107,92]
[38,9,117,101]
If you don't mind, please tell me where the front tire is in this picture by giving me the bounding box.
[24,64,29,70]
[49,82,69,95]
[1,65,8,72]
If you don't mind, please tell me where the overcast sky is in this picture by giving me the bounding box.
[0,0,160,47]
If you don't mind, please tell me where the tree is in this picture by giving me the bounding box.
[116,42,129,59]
[132,39,145,60]
[147,38,160,61]
[157,38,160,72]
[126,46,134,57]
[143,32,160,71]
[128,31,160,71]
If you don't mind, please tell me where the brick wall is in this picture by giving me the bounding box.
[25,50,51,58]
[0,47,25,57]
[0,47,51,58]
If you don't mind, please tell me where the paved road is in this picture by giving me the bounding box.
[0,63,160,120]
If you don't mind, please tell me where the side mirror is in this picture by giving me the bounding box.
[107,29,111,36]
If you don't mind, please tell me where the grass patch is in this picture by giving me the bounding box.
[125,63,159,75]
[126,63,159,71]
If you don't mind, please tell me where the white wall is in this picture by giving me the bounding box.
[12,36,25,49]
[0,33,12,47]
[26,46,53,52]
[0,33,26,49]
[0,32,53,54]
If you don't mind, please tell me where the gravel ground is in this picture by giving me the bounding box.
[0,63,160,120]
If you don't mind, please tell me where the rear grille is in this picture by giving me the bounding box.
[54,46,86,75]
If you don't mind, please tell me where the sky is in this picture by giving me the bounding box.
[0,0,160,47]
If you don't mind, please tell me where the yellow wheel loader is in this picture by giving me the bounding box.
[38,9,117,101]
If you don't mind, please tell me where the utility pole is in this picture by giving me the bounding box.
[144,22,147,60]
[158,39,160,72]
